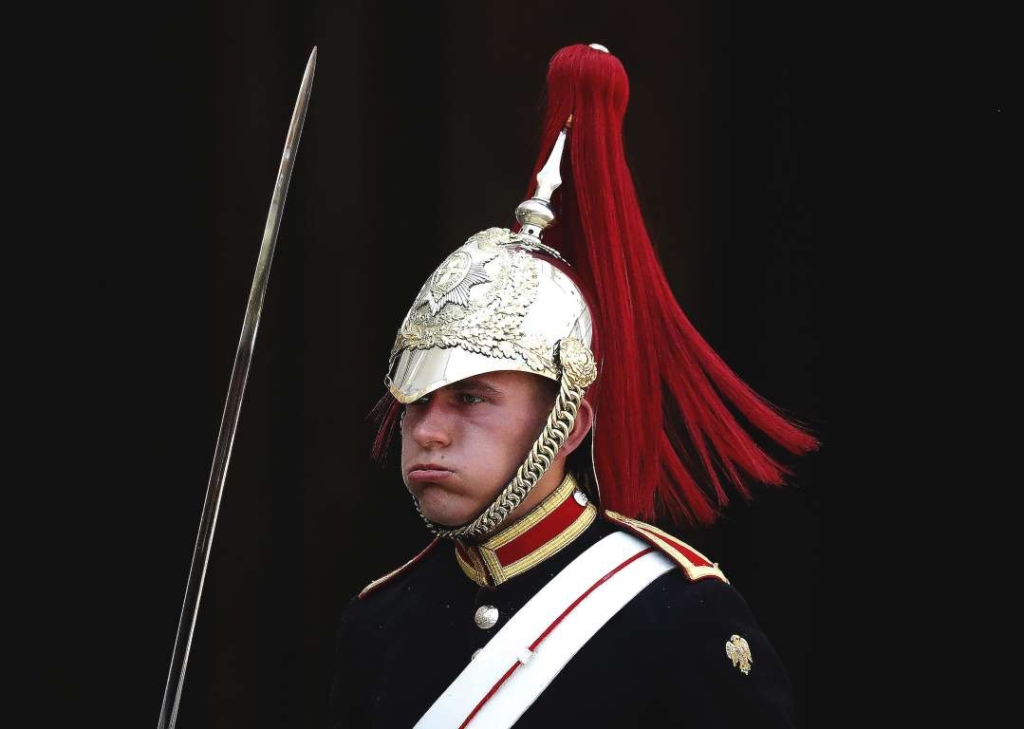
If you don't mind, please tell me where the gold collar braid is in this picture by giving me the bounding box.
[454,473,597,586]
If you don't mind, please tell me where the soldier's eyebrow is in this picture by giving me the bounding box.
[457,379,502,396]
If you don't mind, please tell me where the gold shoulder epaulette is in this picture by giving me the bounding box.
[604,511,728,583]
[358,538,440,600]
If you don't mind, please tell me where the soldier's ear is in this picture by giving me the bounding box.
[560,399,593,459]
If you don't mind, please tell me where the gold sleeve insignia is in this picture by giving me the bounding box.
[726,634,753,675]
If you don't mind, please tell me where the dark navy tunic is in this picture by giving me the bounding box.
[328,511,794,728]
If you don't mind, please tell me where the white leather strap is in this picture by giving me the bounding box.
[414,530,676,729]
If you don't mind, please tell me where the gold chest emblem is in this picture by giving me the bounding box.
[726,634,753,675]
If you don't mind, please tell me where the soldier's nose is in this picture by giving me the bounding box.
[409,404,453,449]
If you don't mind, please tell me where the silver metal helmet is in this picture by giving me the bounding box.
[385,127,599,541]
[386,227,593,403]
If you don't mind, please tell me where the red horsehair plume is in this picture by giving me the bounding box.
[522,44,819,525]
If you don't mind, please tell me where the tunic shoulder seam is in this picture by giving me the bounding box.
[603,510,728,583]
[358,538,441,599]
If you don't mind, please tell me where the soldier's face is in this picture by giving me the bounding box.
[401,371,556,527]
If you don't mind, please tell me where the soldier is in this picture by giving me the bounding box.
[329,43,818,728]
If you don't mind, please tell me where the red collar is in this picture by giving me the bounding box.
[454,473,597,587]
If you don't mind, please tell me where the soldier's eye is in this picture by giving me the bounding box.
[460,394,485,405]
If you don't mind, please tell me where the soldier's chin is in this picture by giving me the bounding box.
[414,486,479,527]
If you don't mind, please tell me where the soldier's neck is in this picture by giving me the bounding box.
[453,472,597,587]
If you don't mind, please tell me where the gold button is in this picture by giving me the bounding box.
[474,605,499,629]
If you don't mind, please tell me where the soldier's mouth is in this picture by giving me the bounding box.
[407,464,455,483]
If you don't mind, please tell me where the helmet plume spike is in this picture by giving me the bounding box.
[513,123,571,258]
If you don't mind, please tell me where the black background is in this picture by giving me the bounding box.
[21,1,1007,727]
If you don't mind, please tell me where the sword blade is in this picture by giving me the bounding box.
[157,46,317,729]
